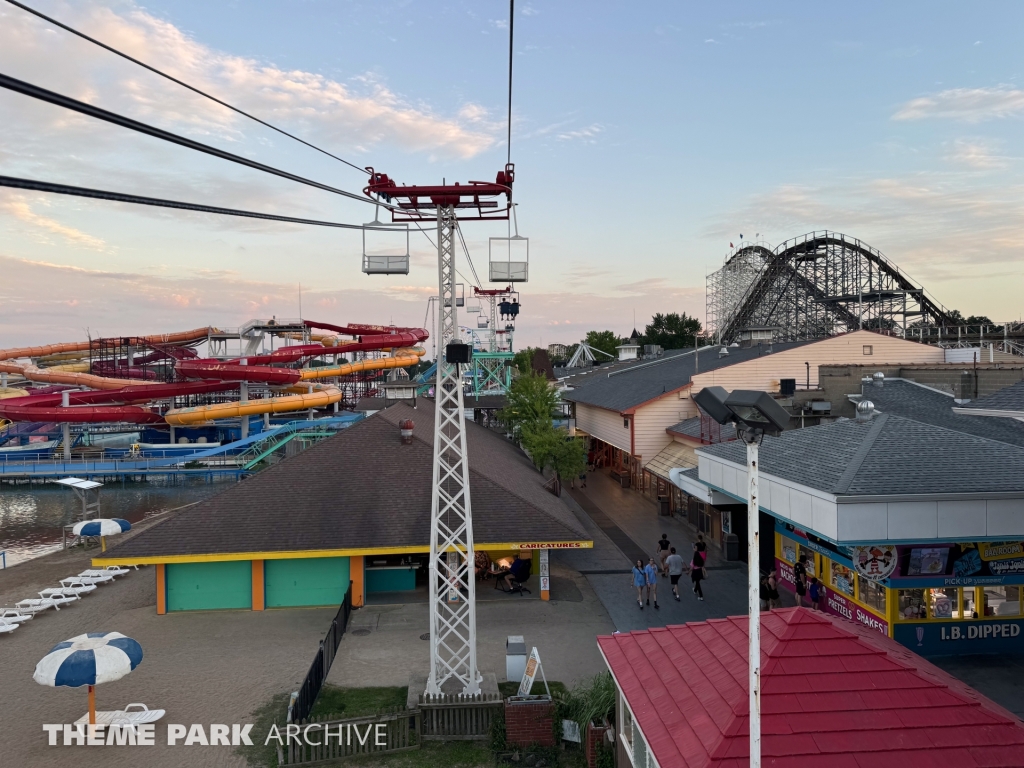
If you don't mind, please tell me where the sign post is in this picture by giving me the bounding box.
[517,647,551,698]
[539,549,550,600]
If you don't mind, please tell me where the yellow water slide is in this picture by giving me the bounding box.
[163,349,424,425]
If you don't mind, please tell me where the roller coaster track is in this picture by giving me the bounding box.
[710,231,954,344]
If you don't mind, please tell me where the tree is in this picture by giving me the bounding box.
[584,330,621,359]
[512,347,538,375]
[945,310,994,326]
[498,372,558,439]
[641,312,702,350]
[520,421,587,490]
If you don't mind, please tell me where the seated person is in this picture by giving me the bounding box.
[502,553,531,591]
[474,551,492,580]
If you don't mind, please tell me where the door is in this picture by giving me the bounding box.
[166,561,252,611]
[265,557,351,608]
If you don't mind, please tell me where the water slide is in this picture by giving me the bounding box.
[0,322,427,425]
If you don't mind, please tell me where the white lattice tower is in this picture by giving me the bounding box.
[489,296,498,352]
[426,204,481,696]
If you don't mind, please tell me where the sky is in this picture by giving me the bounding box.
[1,0,1023,351]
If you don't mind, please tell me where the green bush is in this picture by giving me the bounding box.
[555,673,616,736]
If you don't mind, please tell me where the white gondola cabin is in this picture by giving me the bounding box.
[362,216,410,275]
[488,235,529,282]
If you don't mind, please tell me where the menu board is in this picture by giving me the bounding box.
[906,547,949,576]
[891,542,1024,586]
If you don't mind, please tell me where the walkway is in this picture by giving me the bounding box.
[554,469,749,632]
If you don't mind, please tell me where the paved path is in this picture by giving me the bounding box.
[555,470,749,632]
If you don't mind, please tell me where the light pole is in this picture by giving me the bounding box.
[692,387,789,768]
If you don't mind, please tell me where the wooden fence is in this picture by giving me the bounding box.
[278,709,420,766]
[417,692,504,741]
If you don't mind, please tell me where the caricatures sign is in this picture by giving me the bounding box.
[852,545,898,582]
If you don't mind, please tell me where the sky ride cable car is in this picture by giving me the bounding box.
[361,205,410,275]
[489,204,528,283]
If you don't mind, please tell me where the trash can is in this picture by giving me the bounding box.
[506,635,528,683]
[658,497,670,516]
[724,533,739,561]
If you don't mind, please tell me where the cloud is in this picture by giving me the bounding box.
[521,5,540,16]
[893,87,1024,122]
[0,254,433,346]
[557,124,603,143]
[0,2,497,159]
[704,38,719,44]
[945,139,1008,170]
[0,194,107,250]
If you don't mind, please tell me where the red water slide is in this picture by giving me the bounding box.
[0,381,235,423]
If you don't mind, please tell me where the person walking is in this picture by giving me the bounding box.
[768,569,781,609]
[690,550,706,601]
[631,559,646,609]
[656,534,671,576]
[794,554,809,607]
[693,534,707,556]
[644,557,659,609]
[665,547,685,601]
[578,469,587,489]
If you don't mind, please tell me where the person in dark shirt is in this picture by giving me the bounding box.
[693,534,707,555]
[809,577,822,610]
[656,534,671,576]
[794,554,809,607]
[502,553,531,591]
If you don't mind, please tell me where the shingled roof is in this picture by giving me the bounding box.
[101,403,588,561]
[959,379,1024,414]
[860,379,1024,447]
[599,608,1024,768]
[562,342,811,413]
[696,413,1024,497]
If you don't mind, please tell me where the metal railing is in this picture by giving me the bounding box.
[292,584,354,725]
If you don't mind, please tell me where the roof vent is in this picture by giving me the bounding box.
[872,371,884,388]
[399,419,415,444]
[856,400,875,421]
[718,346,729,358]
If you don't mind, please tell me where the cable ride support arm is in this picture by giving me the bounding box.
[364,164,515,221]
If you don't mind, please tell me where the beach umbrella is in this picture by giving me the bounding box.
[33,631,143,726]
[72,518,131,552]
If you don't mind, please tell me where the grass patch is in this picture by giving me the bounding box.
[311,685,409,719]
[497,680,568,698]
[235,691,290,768]
[336,740,492,768]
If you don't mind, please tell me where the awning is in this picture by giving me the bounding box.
[645,442,697,482]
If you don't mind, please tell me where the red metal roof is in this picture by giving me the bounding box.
[598,608,1024,767]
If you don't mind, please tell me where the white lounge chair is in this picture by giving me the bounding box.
[74,703,166,726]
[17,595,78,613]
[40,581,96,599]
[75,570,115,585]
[0,618,18,634]
[0,609,32,624]
[101,565,132,577]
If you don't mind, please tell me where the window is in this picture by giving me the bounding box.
[983,586,1019,617]
[928,588,962,619]
[963,588,977,618]
[623,418,630,429]
[696,501,711,535]
[897,589,927,620]
[863,345,873,356]
[780,536,799,564]
[859,578,887,613]
[779,537,815,576]
[620,697,633,750]
[831,562,855,597]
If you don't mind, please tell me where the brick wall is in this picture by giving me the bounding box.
[585,721,611,768]
[504,699,555,748]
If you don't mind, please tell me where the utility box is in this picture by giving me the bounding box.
[506,635,527,682]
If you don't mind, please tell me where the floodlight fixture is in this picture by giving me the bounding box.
[693,386,734,425]
[724,390,790,437]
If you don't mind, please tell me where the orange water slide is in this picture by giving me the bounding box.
[0,327,213,390]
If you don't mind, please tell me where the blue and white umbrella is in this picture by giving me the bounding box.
[33,631,143,725]
[72,518,131,537]
[72,518,130,552]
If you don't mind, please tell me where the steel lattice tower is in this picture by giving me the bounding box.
[426,204,481,696]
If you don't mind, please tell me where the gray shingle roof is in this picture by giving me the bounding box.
[960,379,1024,412]
[561,341,812,413]
[667,416,737,442]
[696,413,1024,497]
[862,379,1024,447]
[103,403,587,560]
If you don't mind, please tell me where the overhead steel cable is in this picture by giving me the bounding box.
[0,72,394,209]
[4,0,370,176]
[0,175,400,231]
[506,0,514,165]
